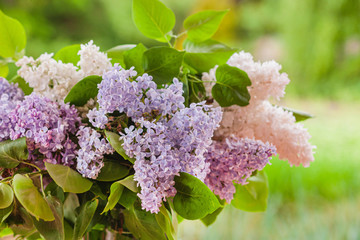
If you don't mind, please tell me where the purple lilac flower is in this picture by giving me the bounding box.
[88,65,185,128]
[76,126,114,179]
[0,78,24,141]
[121,103,222,213]
[90,66,222,213]
[9,93,81,166]
[204,137,276,203]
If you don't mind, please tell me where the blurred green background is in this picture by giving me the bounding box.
[1,0,359,239]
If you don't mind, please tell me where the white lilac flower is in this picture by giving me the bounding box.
[76,126,114,179]
[16,41,111,102]
[202,51,315,167]
[9,93,81,166]
[16,53,82,102]
[77,40,112,76]
[0,78,24,141]
[205,137,276,202]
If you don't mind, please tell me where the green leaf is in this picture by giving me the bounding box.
[9,76,33,95]
[0,203,13,224]
[64,220,74,240]
[0,183,13,209]
[188,80,206,103]
[118,175,138,193]
[0,137,28,169]
[212,64,251,107]
[118,188,137,210]
[201,206,223,226]
[155,205,176,240]
[96,159,129,182]
[0,63,9,77]
[231,170,269,212]
[45,162,93,193]
[32,196,65,240]
[90,183,107,200]
[132,0,175,42]
[102,175,138,214]
[123,200,167,240]
[104,131,134,163]
[7,206,35,236]
[184,10,228,42]
[54,44,81,65]
[173,172,220,220]
[73,199,98,240]
[44,181,65,203]
[180,68,190,106]
[143,47,185,85]
[12,174,55,221]
[183,39,237,73]
[107,44,137,67]
[281,106,314,122]
[64,75,102,106]
[123,43,147,73]
[63,193,80,224]
[101,182,124,214]
[0,10,26,59]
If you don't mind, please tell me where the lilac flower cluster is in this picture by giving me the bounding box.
[204,137,276,202]
[0,78,24,141]
[76,126,114,179]
[123,102,222,213]
[89,66,222,213]
[9,93,81,167]
[88,65,185,128]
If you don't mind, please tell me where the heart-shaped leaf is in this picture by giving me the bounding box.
[45,162,93,193]
[118,188,137,210]
[183,39,237,73]
[231,170,269,212]
[0,202,13,224]
[54,44,81,65]
[105,130,134,163]
[173,172,220,220]
[184,10,228,42]
[0,183,13,209]
[123,199,167,240]
[200,206,223,226]
[0,137,28,169]
[0,63,9,78]
[281,106,314,122]
[12,174,55,221]
[96,159,129,182]
[101,182,124,214]
[8,76,33,95]
[0,10,26,60]
[143,47,184,85]
[118,175,138,193]
[73,199,98,240]
[123,43,147,73]
[132,0,175,42]
[212,64,251,107]
[32,196,65,240]
[107,44,137,68]
[64,75,102,106]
